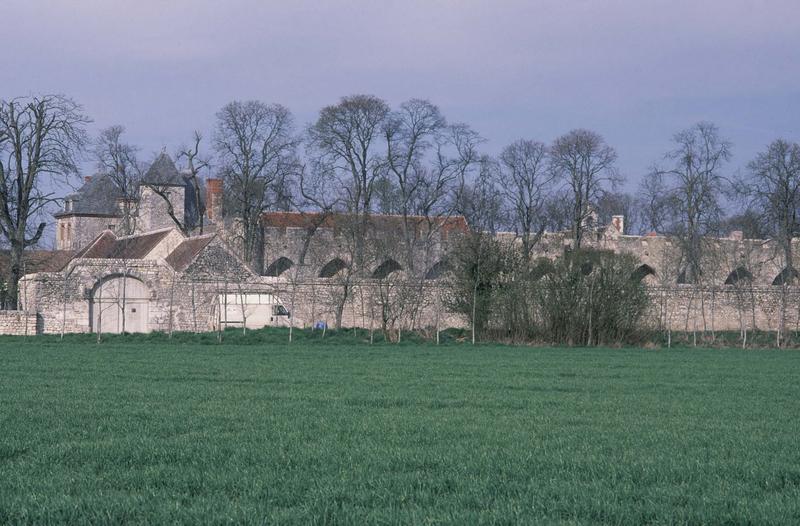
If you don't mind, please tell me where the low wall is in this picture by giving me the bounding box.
[0,311,40,335]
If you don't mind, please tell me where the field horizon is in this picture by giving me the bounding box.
[2,336,799,524]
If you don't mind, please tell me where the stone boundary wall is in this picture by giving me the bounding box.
[0,311,40,335]
[21,264,800,336]
[649,286,800,333]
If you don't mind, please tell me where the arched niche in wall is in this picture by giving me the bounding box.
[319,258,348,278]
[424,260,450,280]
[372,259,403,279]
[724,267,754,285]
[632,264,657,283]
[772,267,799,286]
[264,257,294,277]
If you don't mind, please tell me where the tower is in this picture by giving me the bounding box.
[137,153,186,233]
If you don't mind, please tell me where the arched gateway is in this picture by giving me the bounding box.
[91,275,151,333]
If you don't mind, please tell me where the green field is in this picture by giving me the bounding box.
[2,334,800,524]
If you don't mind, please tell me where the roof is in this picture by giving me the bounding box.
[0,250,76,279]
[143,153,184,187]
[164,235,215,272]
[75,229,172,260]
[261,211,337,229]
[54,175,125,218]
[261,211,470,236]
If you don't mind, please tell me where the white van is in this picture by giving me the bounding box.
[217,293,293,329]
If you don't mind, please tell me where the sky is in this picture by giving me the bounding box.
[2,0,799,191]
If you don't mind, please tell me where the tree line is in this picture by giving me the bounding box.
[1,94,799,343]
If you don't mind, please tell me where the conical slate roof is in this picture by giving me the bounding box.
[143,152,184,186]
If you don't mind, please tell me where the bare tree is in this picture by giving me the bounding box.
[92,125,141,234]
[178,131,210,234]
[383,99,481,271]
[740,139,800,280]
[454,161,505,234]
[497,139,552,258]
[305,95,390,329]
[651,122,731,285]
[739,139,800,346]
[0,95,89,308]
[307,94,389,267]
[146,182,191,236]
[214,100,298,270]
[639,171,672,234]
[550,129,620,248]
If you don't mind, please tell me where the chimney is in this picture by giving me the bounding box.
[611,215,625,235]
[206,178,223,221]
[84,176,92,184]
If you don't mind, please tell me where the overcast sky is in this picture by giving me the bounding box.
[3,0,799,189]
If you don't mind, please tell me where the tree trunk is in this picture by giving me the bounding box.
[8,245,23,310]
[471,280,478,345]
[334,282,348,330]
[168,273,176,339]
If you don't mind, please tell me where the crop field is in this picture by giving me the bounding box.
[1,332,800,524]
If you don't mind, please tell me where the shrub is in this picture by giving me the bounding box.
[448,235,650,345]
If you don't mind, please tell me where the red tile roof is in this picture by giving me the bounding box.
[165,235,215,272]
[75,229,172,260]
[261,211,469,236]
[0,250,76,279]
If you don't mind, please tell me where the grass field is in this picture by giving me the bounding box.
[1,332,799,524]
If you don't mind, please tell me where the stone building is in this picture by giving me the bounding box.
[55,152,205,250]
[13,153,466,334]
[20,227,257,334]
[3,150,799,336]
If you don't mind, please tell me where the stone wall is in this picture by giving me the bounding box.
[254,278,466,331]
[20,260,220,335]
[259,220,459,282]
[21,263,800,336]
[503,228,800,289]
[18,235,264,335]
[650,286,800,333]
[137,185,184,234]
[56,215,120,251]
[0,311,40,335]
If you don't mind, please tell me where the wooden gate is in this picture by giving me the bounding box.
[91,276,151,333]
